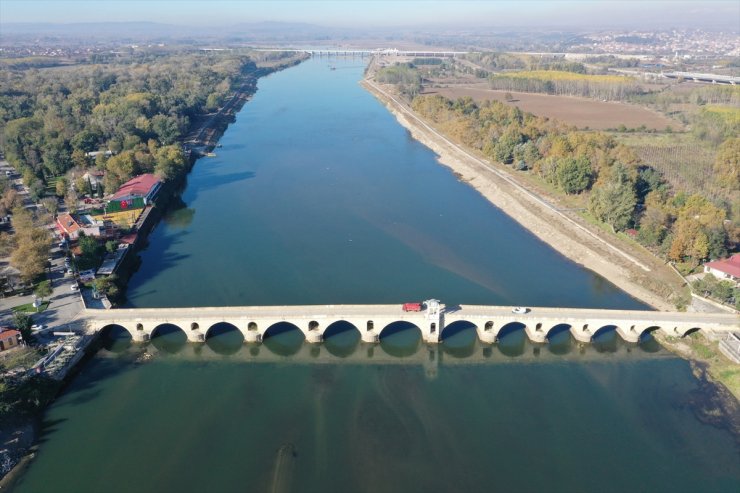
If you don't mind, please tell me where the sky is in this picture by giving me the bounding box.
[1,0,738,29]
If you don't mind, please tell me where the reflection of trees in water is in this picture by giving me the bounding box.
[163,196,195,229]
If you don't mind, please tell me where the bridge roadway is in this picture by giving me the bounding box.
[85,303,738,345]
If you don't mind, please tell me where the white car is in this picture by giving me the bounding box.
[512,307,529,314]
[30,324,45,332]
[70,284,79,291]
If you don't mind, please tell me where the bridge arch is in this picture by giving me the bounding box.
[546,323,574,355]
[440,320,477,358]
[205,322,244,355]
[99,323,133,352]
[497,322,526,357]
[378,321,421,358]
[681,327,701,338]
[263,322,305,356]
[150,323,188,353]
[637,325,661,340]
[323,320,361,358]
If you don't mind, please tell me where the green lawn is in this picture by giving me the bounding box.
[11,300,50,313]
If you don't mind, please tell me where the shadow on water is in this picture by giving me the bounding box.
[497,322,526,357]
[639,329,663,353]
[592,325,619,353]
[547,324,574,355]
[263,322,305,356]
[150,324,188,354]
[379,322,421,358]
[441,321,477,359]
[206,323,244,355]
[99,325,132,353]
[323,321,360,358]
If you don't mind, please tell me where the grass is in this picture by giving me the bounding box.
[11,301,50,313]
[0,346,43,372]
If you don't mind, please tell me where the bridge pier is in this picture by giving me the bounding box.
[361,331,379,343]
[616,325,640,344]
[476,325,497,344]
[570,324,592,344]
[306,331,323,344]
[524,323,548,344]
[244,330,262,343]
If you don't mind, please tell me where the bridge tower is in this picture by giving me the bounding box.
[423,299,443,344]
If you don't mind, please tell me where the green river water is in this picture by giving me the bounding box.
[11,57,740,493]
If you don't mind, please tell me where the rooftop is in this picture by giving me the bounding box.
[705,254,740,279]
[112,174,161,201]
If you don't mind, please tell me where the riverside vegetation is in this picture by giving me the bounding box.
[376,60,739,304]
[373,58,739,400]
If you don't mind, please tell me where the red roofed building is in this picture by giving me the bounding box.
[111,174,161,206]
[704,254,740,284]
[0,328,22,352]
[56,213,81,240]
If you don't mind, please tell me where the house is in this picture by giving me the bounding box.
[82,170,105,192]
[0,328,22,352]
[109,174,161,211]
[56,213,104,240]
[704,254,740,284]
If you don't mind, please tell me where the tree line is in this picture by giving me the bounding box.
[410,94,735,271]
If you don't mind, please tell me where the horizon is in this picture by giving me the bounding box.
[1,0,739,31]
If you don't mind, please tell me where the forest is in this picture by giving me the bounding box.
[0,51,259,198]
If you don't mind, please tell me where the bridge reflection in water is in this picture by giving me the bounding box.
[100,321,670,380]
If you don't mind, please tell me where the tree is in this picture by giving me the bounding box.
[64,189,79,214]
[154,145,188,181]
[556,156,592,194]
[93,274,119,298]
[40,197,59,217]
[589,164,637,232]
[13,311,32,342]
[9,207,51,284]
[55,177,69,197]
[105,240,117,253]
[34,280,52,301]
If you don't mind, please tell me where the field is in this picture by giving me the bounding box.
[615,133,722,199]
[420,85,680,130]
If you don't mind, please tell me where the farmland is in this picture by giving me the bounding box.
[420,86,679,130]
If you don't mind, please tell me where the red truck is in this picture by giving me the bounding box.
[402,302,422,312]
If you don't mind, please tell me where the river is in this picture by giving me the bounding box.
[11,57,740,492]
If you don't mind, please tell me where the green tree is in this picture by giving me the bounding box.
[589,164,637,232]
[34,279,52,301]
[55,177,69,197]
[556,156,592,194]
[13,311,32,342]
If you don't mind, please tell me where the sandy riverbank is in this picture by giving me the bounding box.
[362,78,677,311]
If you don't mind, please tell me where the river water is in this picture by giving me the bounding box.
[12,58,740,492]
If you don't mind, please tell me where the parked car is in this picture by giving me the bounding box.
[70,284,79,291]
[512,307,529,314]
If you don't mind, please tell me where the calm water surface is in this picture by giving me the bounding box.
[12,58,740,493]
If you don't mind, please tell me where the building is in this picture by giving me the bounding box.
[704,254,740,284]
[109,174,161,211]
[0,328,22,352]
[56,213,104,240]
[82,170,105,192]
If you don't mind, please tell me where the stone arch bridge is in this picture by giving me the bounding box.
[85,303,738,345]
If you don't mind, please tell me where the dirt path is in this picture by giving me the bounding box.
[362,78,679,311]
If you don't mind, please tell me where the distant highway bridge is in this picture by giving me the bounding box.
[85,302,738,346]
[254,48,471,58]
[663,71,740,85]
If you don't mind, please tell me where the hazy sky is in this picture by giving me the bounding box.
[1,0,738,29]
